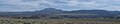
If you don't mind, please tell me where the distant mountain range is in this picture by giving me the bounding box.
[0,8,120,17]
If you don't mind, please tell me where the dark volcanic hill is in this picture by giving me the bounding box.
[34,8,64,14]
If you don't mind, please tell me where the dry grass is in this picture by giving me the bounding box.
[0,18,119,24]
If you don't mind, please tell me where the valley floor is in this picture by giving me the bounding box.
[0,18,119,24]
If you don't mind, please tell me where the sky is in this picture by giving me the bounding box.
[0,0,120,12]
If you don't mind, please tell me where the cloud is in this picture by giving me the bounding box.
[0,0,120,11]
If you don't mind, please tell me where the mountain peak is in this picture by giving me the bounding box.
[41,8,63,11]
[44,8,57,10]
[35,8,64,14]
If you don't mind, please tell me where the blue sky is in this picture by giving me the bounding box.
[0,0,120,12]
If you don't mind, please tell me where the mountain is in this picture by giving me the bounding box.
[0,8,120,17]
[33,8,120,16]
[0,12,33,16]
[64,10,120,16]
[0,8,120,19]
[34,8,64,14]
